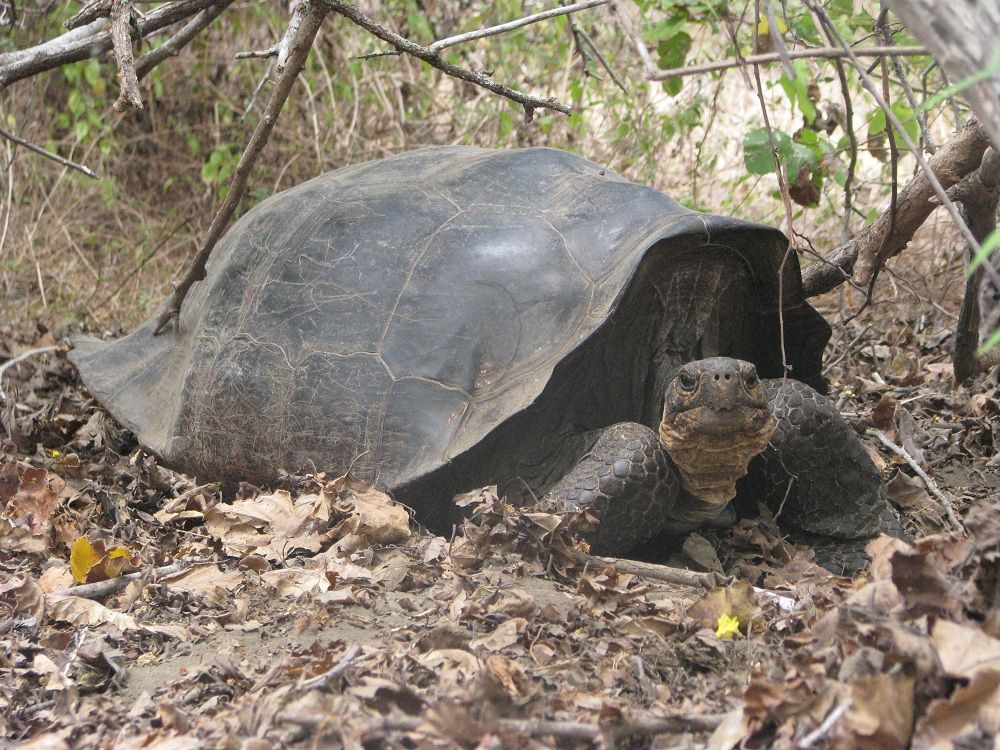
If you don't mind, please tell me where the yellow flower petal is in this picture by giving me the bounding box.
[716,613,741,639]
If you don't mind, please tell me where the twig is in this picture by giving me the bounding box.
[152,2,328,334]
[135,1,232,79]
[0,345,59,402]
[807,3,989,288]
[325,0,571,119]
[613,0,657,77]
[427,0,608,54]
[236,0,306,70]
[0,127,98,179]
[49,560,189,599]
[578,27,628,94]
[763,0,794,78]
[866,428,964,531]
[649,45,926,80]
[288,711,726,739]
[298,644,361,689]
[798,700,852,749]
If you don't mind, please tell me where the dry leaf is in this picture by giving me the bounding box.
[837,672,915,750]
[69,536,140,584]
[932,620,1000,679]
[913,669,1000,749]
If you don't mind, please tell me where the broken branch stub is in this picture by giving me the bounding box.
[152,2,329,335]
[952,147,1000,384]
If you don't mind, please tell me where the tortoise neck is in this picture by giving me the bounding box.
[657,415,775,509]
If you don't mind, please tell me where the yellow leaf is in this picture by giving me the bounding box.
[716,613,741,639]
[69,536,139,584]
[70,537,101,583]
[756,17,788,36]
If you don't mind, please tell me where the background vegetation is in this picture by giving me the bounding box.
[0,0,982,367]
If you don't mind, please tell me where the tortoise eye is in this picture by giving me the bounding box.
[678,371,697,391]
[745,370,759,387]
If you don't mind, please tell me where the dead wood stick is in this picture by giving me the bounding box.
[427,0,609,54]
[49,560,189,599]
[152,2,327,335]
[649,45,926,80]
[0,127,98,178]
[298,644,362,690]
[136,1,232,79]
[290,711,726,738]
[580,552,797,610]
[801,117,992,298]
[0,345,59,401]
[951,147,1000,383]
[110,0,142,111]
[866,428,964,531]
[0,0,223,87]
[579,552,717,588]
[798,700,852,749]
[325,0,571,118]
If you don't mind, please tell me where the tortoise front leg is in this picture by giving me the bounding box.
[744,379,902,571]
[539,422,688,554]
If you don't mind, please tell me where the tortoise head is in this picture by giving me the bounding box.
[658,358,775,507]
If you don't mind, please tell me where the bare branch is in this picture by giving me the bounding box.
[807,3,988,289]
[613,0,657,77]
[649,45,927,80]
[427,0,609,54]
[152,1,328,334]
[0,127,98,179]
[136,0,232,79]
[0,0,225,88]
[235,0,307,70]
[325,0,571,118]
[66,0,112,30]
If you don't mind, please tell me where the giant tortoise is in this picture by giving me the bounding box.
[71,146,898,566]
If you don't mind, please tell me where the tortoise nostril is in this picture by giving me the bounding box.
[724,373,731,381]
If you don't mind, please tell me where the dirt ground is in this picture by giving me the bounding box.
[2,258,1000,749]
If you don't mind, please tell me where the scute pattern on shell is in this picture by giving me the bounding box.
[70,146,828,493]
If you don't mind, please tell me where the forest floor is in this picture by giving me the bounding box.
[2,269,1000,749]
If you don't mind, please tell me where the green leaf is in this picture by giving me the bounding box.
[867,108,886,136]
[743,128,791,175]
[890,102,919,147]
[778,61,816,122]
[968,228,1000,274]
[657,31,691,96]
[787,141,817,180]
